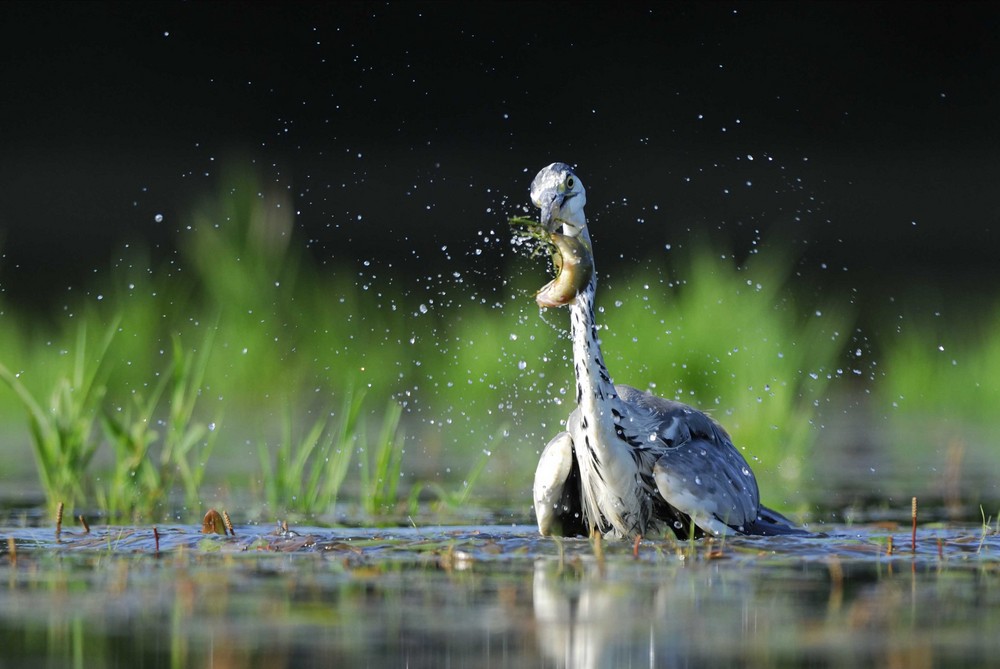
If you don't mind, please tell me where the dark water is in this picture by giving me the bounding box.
[3,522,1000,668]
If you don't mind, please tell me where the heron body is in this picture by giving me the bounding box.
[527,162,801,540]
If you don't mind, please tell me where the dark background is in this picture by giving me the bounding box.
[2,1,998,313]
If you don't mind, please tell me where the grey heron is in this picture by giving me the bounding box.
[525,162,801,540]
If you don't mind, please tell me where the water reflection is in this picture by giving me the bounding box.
[2,525,1000,666]
[531,532,1000,668]
[534,558,667,668]
[533,555,769,668]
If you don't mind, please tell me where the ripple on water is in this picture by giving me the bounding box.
[3,522,1000,666]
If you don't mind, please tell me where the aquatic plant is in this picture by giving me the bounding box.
[358,400,406,518]
[0,319,118,513]
[98,365,168,517]
[98,331,218,519]
[258,391,361,517]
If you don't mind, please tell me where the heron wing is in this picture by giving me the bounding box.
[616,384,761,535]
[651,436,760,535]
[533,431,587,537]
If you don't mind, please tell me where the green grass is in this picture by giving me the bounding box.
[97,331,218,520]
[873,305,1000,508]
[878,306,1000,424]
[358,400,405,519]
[258,391,361,518]
[0,319,118,514]
[2,166,955,523]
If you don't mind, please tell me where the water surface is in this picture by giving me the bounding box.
[3,521,1000,667]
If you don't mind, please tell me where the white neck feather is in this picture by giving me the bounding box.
[564,235,639,536]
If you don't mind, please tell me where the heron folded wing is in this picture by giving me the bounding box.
[652,436,761,536]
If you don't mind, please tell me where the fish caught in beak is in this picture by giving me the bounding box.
[534,230,593,308]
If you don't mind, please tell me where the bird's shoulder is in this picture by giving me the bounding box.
[615,384,731,443]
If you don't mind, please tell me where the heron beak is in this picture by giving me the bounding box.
[540,191,577,233]
[538,193,559,230]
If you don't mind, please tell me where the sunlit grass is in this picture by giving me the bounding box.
[872,306,1000,509]
[98,331,218,519]
[358,400,405,518]
[0,319,118,513]
[257,392,361,518]
[0,168,867,520]
[878,306,1000,424]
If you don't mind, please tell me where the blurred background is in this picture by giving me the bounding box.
[1,2,998,524]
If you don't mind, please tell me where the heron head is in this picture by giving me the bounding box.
[530,162,587,235]
[526,163,594,308]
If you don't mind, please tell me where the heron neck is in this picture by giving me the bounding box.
[569,270,618,414]
[566,230,628,537]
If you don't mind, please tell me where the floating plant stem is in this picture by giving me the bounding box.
[55,501,64,543]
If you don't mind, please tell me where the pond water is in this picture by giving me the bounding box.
[3,521,1000,668]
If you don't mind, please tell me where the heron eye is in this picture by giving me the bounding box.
[566,176,575,189]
